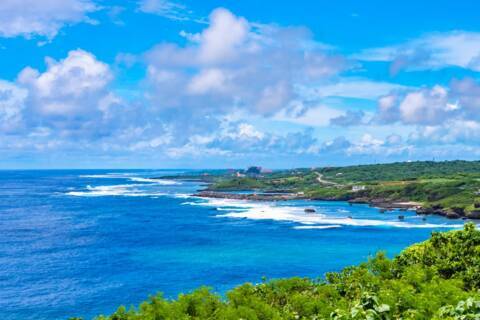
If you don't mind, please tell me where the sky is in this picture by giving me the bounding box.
[1,0,480,169]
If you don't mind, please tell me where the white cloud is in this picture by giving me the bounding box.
[138,0,202,23]
[18,49,114,118]
[344,133,413,156]
[355,31,480,72]
[375,78,480,126]
[187,68,228,94]
[398,85,450,125]
[198,8,249,63]
[0,80,27,132]
[145,8,346,116]
[256,82,292,114]
[129,134,173,151]
[376,94,399,123]
[160,119,321,160]
[410,120,480,145]
[303,79,410,100]
[220,122,265,140]
[237,123,264,140]
[0,0,98,39]
[450,78,480,120]
[166,143,231,158]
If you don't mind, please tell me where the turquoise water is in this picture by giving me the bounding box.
[0,170,467,320]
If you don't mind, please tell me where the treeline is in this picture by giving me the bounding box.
[72,224,480,319]
[320,160,480,183]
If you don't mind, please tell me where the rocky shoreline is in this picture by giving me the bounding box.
[194,190,480,220]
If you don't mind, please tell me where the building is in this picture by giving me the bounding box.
[352,185,366,192]
[246,166,262,177]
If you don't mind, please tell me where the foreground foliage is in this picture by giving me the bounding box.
[75,224,480,320]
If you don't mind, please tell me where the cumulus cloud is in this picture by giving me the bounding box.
[0,49,136,147]
[367,77,480,149]
[135,7,351,156]
[0,0,98,39]
[316,132,412,159]
[450,78,480,121]
[409,120,480,145]
[376,94,400,123]
[398,86,451,125]
[345,133,413,158]
[355,31,480,73]
[375,78,480,126]
[9,7,480,165]
[162,121,322,159]
[0,80,27,132]
[17,49,117,134]
[347,133,385,154]
[145,8,346,116]
[197,9,248,63]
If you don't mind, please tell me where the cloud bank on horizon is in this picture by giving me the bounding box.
[0,0,480,168]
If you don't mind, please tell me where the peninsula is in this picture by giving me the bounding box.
[162,160,480,219]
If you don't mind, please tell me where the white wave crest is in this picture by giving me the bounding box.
[293,225,342,230]
[187,197,465,229]
[79,174,121,179]
[217,209,464,229]
[173,193,193,199]
[129,177,179,185]
[80,174,180,185]
[66,184,167,197]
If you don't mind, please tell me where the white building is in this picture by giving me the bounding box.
[352,185,366,192]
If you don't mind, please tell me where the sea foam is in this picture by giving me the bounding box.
[129,177,179,185]
[190,197,465,230]
[66,183,167,197]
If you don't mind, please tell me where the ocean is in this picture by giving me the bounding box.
[0,170,467,320]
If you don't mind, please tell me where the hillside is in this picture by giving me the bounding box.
[201,161,480,219]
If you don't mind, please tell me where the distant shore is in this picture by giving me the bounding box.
[158,160,480,221]
[194,190,479,220]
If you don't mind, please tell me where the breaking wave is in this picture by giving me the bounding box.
[69,173,182,197]
[129,177,179,185]
[293,225,342,230]
[66,184,168,197]
[189,197,465,230]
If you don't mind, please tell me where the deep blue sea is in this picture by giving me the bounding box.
[0,170,469,320]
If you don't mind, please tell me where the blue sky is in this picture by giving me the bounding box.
[1,0,480,168]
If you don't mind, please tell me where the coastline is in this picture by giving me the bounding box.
[193,190,480,220]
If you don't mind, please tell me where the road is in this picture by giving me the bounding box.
[315,172,342,187]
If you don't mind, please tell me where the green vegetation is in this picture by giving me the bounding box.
[204,161,480,217]
[74,224,480,320]
[210,177,268,190]
[319,160,480,183]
